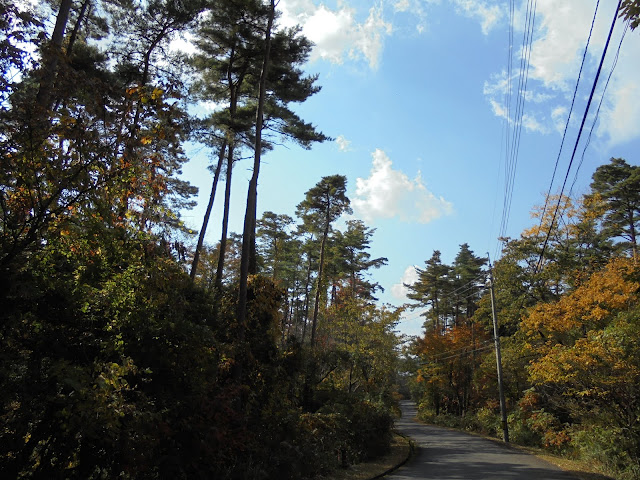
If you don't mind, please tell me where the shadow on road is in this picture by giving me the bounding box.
[389,401,578,480]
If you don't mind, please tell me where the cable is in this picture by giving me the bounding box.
[505,0,537,228]
[497,0,538,257]
[492,0,516,262]
[536,0,623,273]
[427,338,493,356]
[538,0,600,233]
[420,344,495,364]
[569,20,630,198]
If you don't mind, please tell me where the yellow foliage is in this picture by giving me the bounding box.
[151,87,164,100]
[522,257,639,346]
[529,329,639,399]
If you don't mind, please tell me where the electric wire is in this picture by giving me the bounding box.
[535,0,623,273]
[493,0,516,262]
[537,0,600,232]
[497,0,538,256]
[429,339,493,358]
[504,0,537,234]
[569,20,630,198]
[420,344,495,364]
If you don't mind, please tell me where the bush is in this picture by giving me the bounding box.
[571,424,640,480]
[507,408,542,447]
[290,412,349,477]
[476,407,500,436]
[318,396,394,464]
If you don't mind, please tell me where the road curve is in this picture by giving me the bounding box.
[387,400,577,480]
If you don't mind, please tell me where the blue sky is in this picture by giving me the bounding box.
[179,0,640,337]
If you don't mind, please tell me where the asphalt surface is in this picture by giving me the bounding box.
[386,401,577,480]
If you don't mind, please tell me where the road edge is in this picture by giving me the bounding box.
[368,431,416,480]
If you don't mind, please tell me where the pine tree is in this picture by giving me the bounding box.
[588,158,640,260]
[296,175,352,345]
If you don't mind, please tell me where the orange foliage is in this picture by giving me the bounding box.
[415,324,488,384]
[522,257,639,349]
[523,257,640,415]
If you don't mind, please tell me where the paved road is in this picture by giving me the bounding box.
[387,401,577,480]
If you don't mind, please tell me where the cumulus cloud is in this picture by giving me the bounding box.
[352,149,453,223]
[489,98,508,119]
[394,0,411,13]
[391,265,419,300]
[551,106,568,133]
[279,0,392,69]
[336,135,352,152]
[598,80,640,145]
[526,0,596,90]
[452,0,503,35]
[522,113,549,134]
[483,70,510,97]
[482,1,640,146]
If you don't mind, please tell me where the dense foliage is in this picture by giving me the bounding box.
[0,1,400,478]
[407,158,640,480]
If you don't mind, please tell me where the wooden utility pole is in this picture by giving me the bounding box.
[488,261,509,443]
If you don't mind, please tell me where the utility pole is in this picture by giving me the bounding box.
[488,260,509,443]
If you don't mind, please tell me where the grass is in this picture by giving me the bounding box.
[324,432,413,480]
[509,445,616,480]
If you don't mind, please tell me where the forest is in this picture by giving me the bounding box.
[0,0,401,478]
[406,158,640,480]
[2,0,640,479]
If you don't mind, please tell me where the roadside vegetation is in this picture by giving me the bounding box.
[405,158,640,480]
[3,1,640,479]
[0,1,401,478]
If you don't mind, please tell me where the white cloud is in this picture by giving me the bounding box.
[481,0,640,146]
[394,0,410,13]
[489,98,508,119]
[522,113,549,134]
[452,0,503,35]
[524,91,554,103]
[527,0,597,90]
[336,135,352,152]
[487,97,550,134]
[352,149,453,223]
[598,79,640,145]
[169,31,197,55]
[391,265,419,299]
[551,105,568,133]
[483,70,510,97]
[278,0,392,69]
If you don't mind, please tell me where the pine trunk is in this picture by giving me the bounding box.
[190,141,227,281]
[236,0,275,374]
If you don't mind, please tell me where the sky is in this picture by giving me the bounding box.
[178,0,640,338]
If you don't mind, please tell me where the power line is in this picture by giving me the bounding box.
[536,0,623,273]
[497,0,538,257]
[420,344,495,364]
[537,0,601,232]
[569,20,630,199]
[492,0,516,262]
[425,339,494,360]
[505,0,537,229]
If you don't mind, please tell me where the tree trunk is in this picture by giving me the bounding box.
[310,217,330,346]
[301,255,313,343]
[66,0,90,56]
[237,0,275,331]
[36,0,73,109]
[190,140,227,281]
[215,143,235,290]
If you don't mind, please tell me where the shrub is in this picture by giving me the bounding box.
[475,407,500,436]
[571,424,640,480]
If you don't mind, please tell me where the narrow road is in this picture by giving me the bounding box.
[387,401,577,479]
